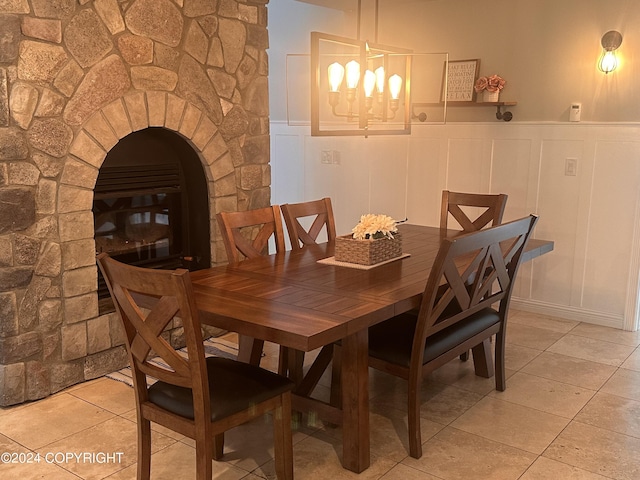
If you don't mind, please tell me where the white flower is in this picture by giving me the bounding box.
[351,214,398,240]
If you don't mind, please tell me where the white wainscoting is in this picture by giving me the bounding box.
[270,121,640,331]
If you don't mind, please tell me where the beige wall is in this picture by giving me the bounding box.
[378,0,640,122]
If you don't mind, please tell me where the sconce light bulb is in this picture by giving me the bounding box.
[345,60,361,89]
[328,62,345,92]
[363,70,376,97]
[388,74,403,100]
[598,30,623,74]
[375,66,385,93]
[599,50,618,74]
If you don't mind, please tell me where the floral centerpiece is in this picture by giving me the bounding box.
[474,74,506,102]
[351,213,397,240]
[335,214,403,265]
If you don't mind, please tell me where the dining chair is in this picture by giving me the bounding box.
[367,215,538,458]
[281,197,337,250]
[216,205,286,263]
[441,190,509,362]
[279,197,337,383]
[216,205,286,365]
[97,253,294,480]
[440,190,508,233]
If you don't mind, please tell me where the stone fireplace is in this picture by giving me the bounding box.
[0,0,271,406]
[93,127,211,313]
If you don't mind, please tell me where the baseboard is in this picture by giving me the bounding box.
[510,298,626,330]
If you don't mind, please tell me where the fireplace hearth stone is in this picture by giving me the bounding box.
[0,0,271,406]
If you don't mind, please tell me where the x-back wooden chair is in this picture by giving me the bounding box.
[216,205,286,263]
[440,190,508,233]
[367,215,538,458]
[441,190,509,361]
[281,197,337,250]
[97,253,294,480]
[216,205,287,365]
[279,198,337,384]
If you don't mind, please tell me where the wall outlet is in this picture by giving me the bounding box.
[565,158,578,176]
[321,150,340,165]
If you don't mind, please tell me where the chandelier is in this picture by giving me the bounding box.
[310,31,412,137]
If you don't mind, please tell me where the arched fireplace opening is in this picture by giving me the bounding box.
[93,128,211,314]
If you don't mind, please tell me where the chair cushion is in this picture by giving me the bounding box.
[147,356,294,421]
[368,308,500,367]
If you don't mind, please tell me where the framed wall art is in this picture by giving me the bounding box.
[442,59,480,103]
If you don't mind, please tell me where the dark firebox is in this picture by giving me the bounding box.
[93,128,210,313]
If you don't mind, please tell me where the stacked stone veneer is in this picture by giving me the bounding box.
[0,0,272,406]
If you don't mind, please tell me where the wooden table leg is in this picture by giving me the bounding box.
[237,335,264,365]
[340,329,370,472]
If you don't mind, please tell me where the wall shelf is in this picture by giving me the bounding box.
[456,101,517,121]
[412,101,517,122]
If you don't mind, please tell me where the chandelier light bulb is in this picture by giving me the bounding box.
[328,62,345,92]
[345,60,361,89]
[388,74,403,100]
[363,70,376,97]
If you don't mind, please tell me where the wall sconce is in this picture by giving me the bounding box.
[311,31,412,137]
[598,30,623,74]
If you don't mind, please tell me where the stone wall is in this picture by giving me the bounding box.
[0,0,271,406]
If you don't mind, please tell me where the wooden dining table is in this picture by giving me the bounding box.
[190,223,554,473]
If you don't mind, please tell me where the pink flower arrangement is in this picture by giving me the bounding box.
[474,74,506,93]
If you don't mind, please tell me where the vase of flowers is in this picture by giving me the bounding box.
[474,74,506,103]
[335,214,402,265]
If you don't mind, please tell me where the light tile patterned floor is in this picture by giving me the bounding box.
[2,310,640,479]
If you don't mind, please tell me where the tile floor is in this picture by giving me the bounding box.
[2,310,640,479]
